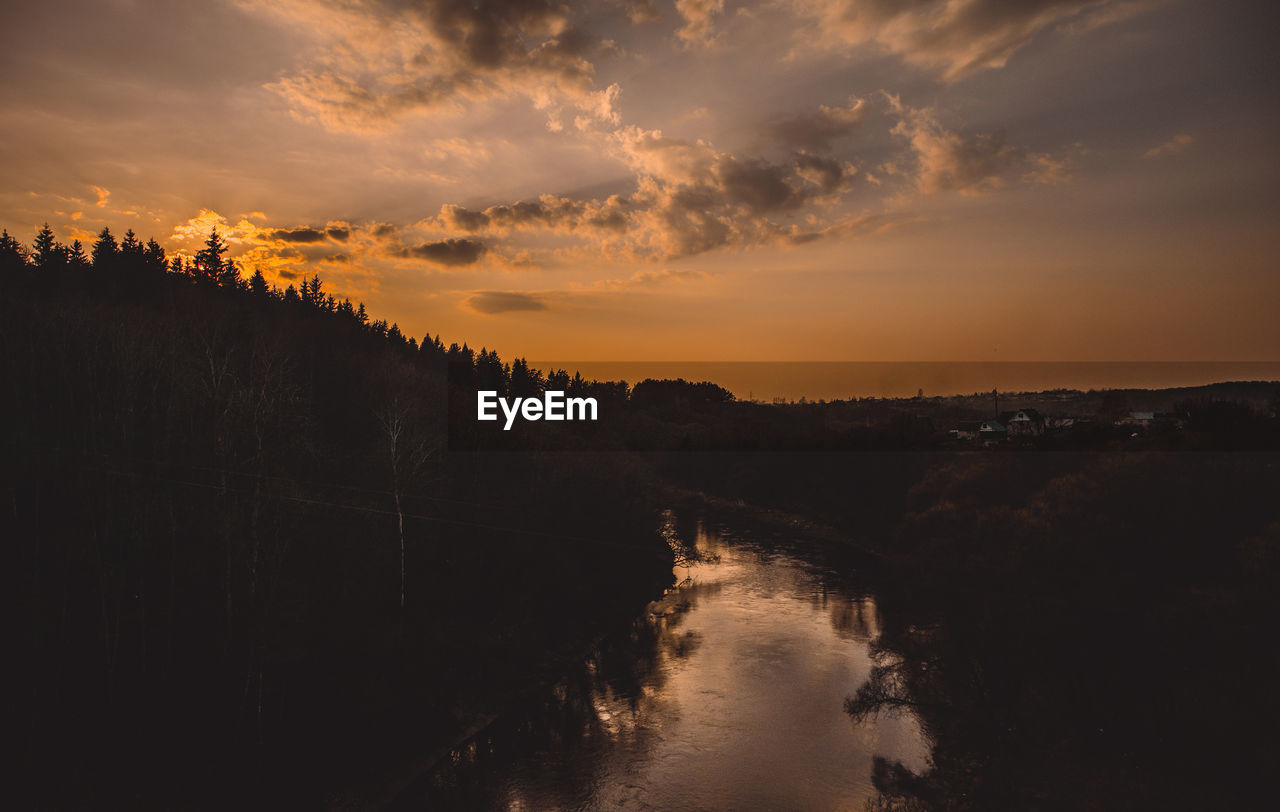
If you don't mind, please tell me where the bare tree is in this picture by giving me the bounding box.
[374,358,441,609]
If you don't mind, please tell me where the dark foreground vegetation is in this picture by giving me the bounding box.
[1,226,674,807]
[4,223,1279,809]
[842,451,1280,810]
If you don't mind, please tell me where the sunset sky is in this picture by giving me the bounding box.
[2,0,1277,361]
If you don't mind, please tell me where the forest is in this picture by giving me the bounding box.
[4,222,1278,809]
[1,224,676,806]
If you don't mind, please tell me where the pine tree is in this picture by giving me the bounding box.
[300,273,325,307]
[143,238,166,275]
[68,240,90,270]
[216,256,241,289]
[0,229,28,273]
[120,229,143,264]
[248,267,269,297]
[194,228,228,283]
[92,227,118,271]
[31,223,65,271]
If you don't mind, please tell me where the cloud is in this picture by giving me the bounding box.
[269,227,328,243]
[423,137,494,165]
[794,153,855,192]
[792,0,1156,81]
[439,194,634,235]
[598,267,712,290]
[675,0,726,49]
[767,96,869,152]
[1145,133,1195,158]
[169,209,260,245]
[888,98,1073,194]
[246,0,617,133]
[622,0,662,24]
[164,210,387,296]
[91,185,110,208]
[431,123,864,261]
[464,290,549,314]
[405,237,487,266]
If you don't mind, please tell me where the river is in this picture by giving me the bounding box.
[394,509,931,810]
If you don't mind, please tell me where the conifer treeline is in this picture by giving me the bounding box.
[1,222,681,405]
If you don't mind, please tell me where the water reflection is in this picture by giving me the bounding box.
[399,511,930,810]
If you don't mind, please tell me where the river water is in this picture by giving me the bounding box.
[399,510,930,810]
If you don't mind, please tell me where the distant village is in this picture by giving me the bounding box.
[752,381,1280,449]
[946,405,1156,444]
[945,390,1160,444]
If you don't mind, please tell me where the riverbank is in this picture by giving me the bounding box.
[399,500,928,810]
[343,540,675,810]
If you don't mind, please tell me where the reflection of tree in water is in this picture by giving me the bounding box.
[407,520,720,810]
[816,587,881,643]
[408,506,927,810]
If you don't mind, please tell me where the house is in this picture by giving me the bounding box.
[949,419,1007,441]
[1117,411,1155,428]
[949,420,983,440]
[979,420,1007,443]
[1000,408,1046,437]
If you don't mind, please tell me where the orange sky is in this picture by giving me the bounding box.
[2,0,1277,361]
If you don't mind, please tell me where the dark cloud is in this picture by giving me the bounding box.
[371,223,398,239]
[464,290,548,314]
[260,0,611,131]
[406,237,487,266]
[326,226,350,241]
[794,153,851,192]
[714,156,804,214]
[767,97,869,152]
[433,126,858,260]
[270,227,327,243]
[439,194,633,234]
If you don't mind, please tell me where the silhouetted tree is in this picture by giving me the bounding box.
[301,273,324,308]
[91,227,118,272]
[0,229,26,273]
[31,223,66,271]
[509,357,543,398]
[68,240,90,270]
[143,238,166,276]
[475,348,509,393]
[374,358,439,610]
[120,229,144,264]
[248,268,269,298]
[194,227,228,284]
[216,257,241,289]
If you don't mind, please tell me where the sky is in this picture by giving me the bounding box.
[2,0,1277,361]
